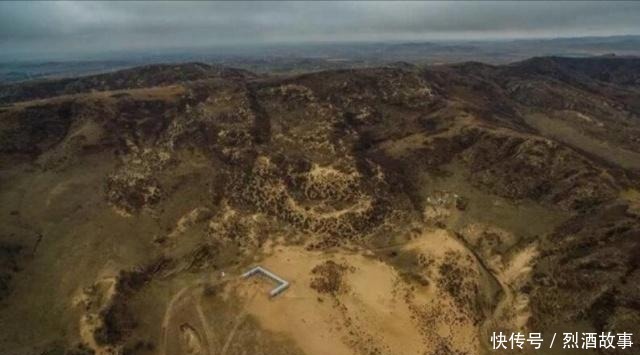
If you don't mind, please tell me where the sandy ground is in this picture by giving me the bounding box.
[236,246,427,355]
[153,228,499,355]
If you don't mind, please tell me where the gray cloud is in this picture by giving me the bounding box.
[2,1,640,60]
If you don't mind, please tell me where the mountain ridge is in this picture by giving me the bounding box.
[0,55,639,355]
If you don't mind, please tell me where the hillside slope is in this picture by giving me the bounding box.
[0,57,639,355]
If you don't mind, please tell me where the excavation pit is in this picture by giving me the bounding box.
[242,266,290,297]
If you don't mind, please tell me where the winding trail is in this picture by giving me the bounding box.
[160,279,229,355]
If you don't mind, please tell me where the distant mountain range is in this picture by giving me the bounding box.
[2,35,640,83]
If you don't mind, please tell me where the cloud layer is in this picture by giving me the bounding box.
[2,1,640,60]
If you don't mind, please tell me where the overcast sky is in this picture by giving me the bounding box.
[2,1,640,60]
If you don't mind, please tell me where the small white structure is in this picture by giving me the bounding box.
[242,266,290,297]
